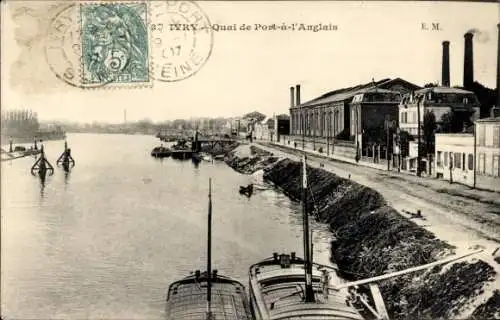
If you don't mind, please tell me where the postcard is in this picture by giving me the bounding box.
[1,1,499,319]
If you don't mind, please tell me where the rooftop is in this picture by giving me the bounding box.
[293,78,420,109]
[435,132,473,137]
[475,116,500,123]
[414,86,474,95]
[276,114,290,120]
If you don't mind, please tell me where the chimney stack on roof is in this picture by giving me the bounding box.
[442,41,450,87]
[290,86,295,109]
[463,32,474,89]
[295,84,301,107]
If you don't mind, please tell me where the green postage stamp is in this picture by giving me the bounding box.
[80,2,150,86]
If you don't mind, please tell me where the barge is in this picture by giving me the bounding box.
[165,179,253,320]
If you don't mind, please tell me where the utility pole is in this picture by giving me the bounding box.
[416,97,422,177]
[302,113,305,150]
[326,112,330,155]
[333,110,336,156]
[473,122,477,188]
[313,112,316,151]
[449,153,453,184]
[386,117,391,171]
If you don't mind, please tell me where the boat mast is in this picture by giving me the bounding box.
[207,178,213,319]
[302,155,315,302]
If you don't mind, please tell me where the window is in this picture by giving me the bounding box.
[493,126,500,147]
[454,152,461,169]
[462,153,466,171]
[494,155,500,177]
[437,151,442,167]
[468,154,474,171]
[478,125,486,146]
[478,153,486,174]
[444,152,448,166]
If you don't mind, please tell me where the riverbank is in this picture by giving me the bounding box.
[1,132,66,146]
[224,144,280,174]
[199,141,240,158]
[225,144,499,320]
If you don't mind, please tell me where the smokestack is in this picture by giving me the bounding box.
[295,84,301,106]
[442,41,450,87]
[497,24,500,108]
[464,32,474,89]
[290,86,295,108]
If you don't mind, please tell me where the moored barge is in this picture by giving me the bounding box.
[165,178,253,320]
[248,155,389,320]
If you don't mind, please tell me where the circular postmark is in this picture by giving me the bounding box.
[45,3,148,88]
[150,1,214,82]
[44,4,109,88]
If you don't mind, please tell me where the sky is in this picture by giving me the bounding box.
[1,1,499,123]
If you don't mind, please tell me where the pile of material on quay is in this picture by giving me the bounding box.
[224,144,280,174]
[260,157,499,320]
[199,141,240,156]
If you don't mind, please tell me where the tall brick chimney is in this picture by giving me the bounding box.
[295,84,301,106]
[290,86,295,108]
[442,41,450,87]
[497,24,500,108]
[463,32,474,89]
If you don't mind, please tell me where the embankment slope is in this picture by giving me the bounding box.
[226,145,499,320]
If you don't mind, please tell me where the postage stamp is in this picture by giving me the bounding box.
[80,2,150,86]
[149,1,214,82]
[44,1,153,89]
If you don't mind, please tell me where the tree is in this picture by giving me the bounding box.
[423,110,437,155]
[242,111,266,123]
[422,111,437,175]
[424,82,439,88]
[468,82,497,118]
[440,111,465,133]
[398,130,413,158]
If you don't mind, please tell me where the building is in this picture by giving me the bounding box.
[476,116,500,178]
[350,87,401,157]
[274,114,290,143]
[254,117,273,141]
[435,133,475,186]
[288,78,421,157]
[434,116,500,191]
[399,87,480,137]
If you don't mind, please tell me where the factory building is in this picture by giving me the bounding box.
[288,78,420,158]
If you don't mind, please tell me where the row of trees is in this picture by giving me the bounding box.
[1,109,40,137]
[48,116,242,134]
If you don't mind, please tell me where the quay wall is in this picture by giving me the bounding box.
[225,145,499,320]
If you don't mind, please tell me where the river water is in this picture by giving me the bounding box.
[1,133,335,319]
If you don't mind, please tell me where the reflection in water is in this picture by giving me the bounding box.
[192,160,200,169]
[63,168,71,186]
[1,133,337,319]
[38,172,46,199]
[192,157,200,169]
